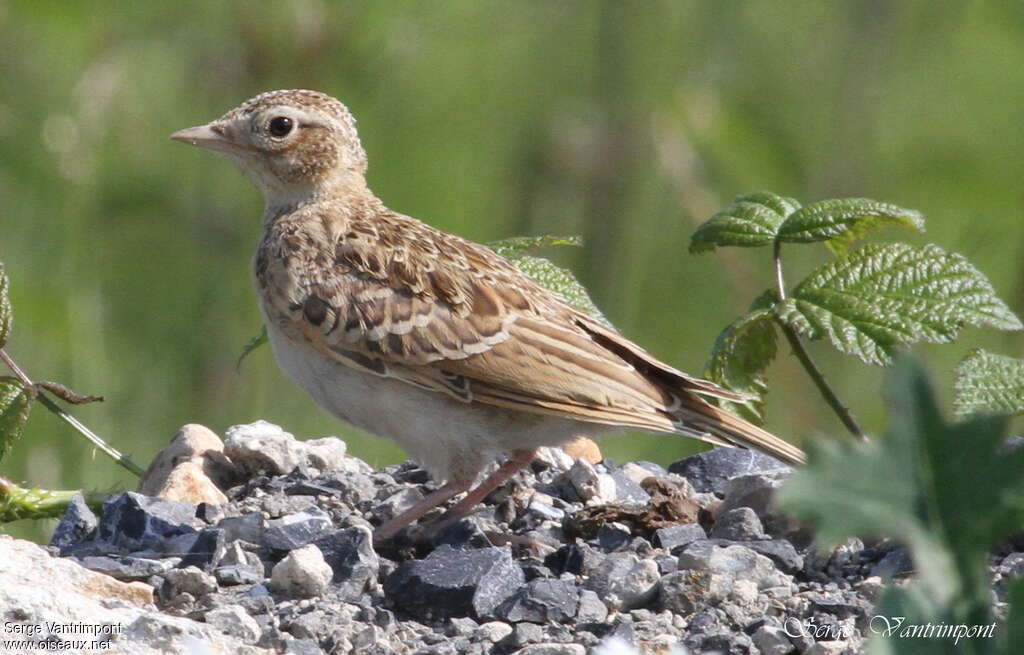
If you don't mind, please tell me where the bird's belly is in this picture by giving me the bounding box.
[264,323,590,481]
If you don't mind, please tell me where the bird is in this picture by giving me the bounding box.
[170,89,805,543]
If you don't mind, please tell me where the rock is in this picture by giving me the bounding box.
[514,645,586,655]
[608,469,651,506]
[872,547,914,579]
[742,539,804,575]
[750,618,795,655]
[718,469,800,537]
[383,545,524,620]
[565,460,617,504]
[137,424,237,505]
[657,570,704,615]
[218,512,267,544]
[534,446,576,472]
[653,523,706,554]
[303,436,348,471]
[668,448,788,495]
[711,507,766,541]
[97,492,199,552]
[562,436,603,464]
[576,589,608,623]
[596,522,632,552]
[477,621,514,642]
[269,544,333,598]
[50,492,98,554]
[180,527,227,569]
[224,420,305,476]
[585,553,660,611]
[0,536,274,654]
[206,604,262,643]
[312,526,379,599]
[72,554,174,581]
[678,541,791,591]
[497,578,580,623]
[163,565,217,599]
[263,508,333,551]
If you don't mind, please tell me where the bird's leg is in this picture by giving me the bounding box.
[422,449,537,539]
[373,478,472,544]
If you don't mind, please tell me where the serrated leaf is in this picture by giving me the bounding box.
[704,302,778,425]
[0,263,11,348]
[953,349,1024,417]
[779,356,1022,651]
[507,254,614,329]
[236,325,268,372]
[0,377,32,461]
[488,234,583,258]
[775,243,1023,366]
[689,191,800,253]
[777,198,925,255]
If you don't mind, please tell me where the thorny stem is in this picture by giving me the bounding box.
[772,241,868,442]
[0,348,144,476]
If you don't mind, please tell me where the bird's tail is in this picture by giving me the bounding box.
[672,394,806,466]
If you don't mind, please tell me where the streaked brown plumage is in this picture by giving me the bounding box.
[171,90,805,541]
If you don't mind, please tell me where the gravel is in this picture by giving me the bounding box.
[20,419,1009,653]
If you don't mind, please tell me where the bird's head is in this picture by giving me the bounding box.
[171,89,367,205]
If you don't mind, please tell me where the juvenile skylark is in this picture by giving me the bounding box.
[171,90,805,541]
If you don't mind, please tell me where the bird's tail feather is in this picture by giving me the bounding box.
[673,396,806,466]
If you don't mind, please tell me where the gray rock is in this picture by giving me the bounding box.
[263,508,333,551]
[514,645,585,655]
[565,459,617,504]
[269,544,333,598]
[97,492,198,552]
[312,526,379,600]
[668,448,788,495]
[163,566,217,599]
[383,545,524,620]
[711,507,766,541]
[73,555,174,581]
[50,492,98,554]
[497,578,579,623]
[585,553,660,611]
[608,469,651,506]
[206,604,262,643]
[476,621,514,642]
[678,541,791,590]
[575,589,608,623]
[872,547,914,579]
[218,512,266,544]
[596,522,633,552]
[180,527,226,569]
[653,523,706,553]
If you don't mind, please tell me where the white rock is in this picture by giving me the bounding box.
[224,420,305,475]
[269,544,332,598]
[205,604,261,643]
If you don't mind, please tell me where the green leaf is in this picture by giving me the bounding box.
[953,349,1024,417]
[0,263,11,348]
[775,243,1023,366]
[507,254,614,329]
[704,293,778,425]
[236,325,268,372]
[0,378,32,461]
[488,234,583,258]
[777,198,925,254]
[779,356,1022,651]
[489,235,614,329]
[689,191,800,253]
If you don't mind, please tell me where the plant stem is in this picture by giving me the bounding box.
[772,242,868,442]
[0,348,144,476]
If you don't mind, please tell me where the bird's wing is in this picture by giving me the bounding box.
[260,206,804,464]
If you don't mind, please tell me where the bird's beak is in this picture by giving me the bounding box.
[169,122,243,153]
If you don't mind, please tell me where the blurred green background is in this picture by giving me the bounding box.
[2,1,1023,542]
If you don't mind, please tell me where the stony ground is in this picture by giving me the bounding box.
[6,420,1017,654]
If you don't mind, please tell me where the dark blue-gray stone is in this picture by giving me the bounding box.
[668,449,788,495]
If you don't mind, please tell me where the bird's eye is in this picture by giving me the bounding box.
[268,116,294,138]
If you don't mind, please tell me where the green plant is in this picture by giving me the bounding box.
[778,356,1024,654]
[690,192,1022,438]
[0,262,142,522]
